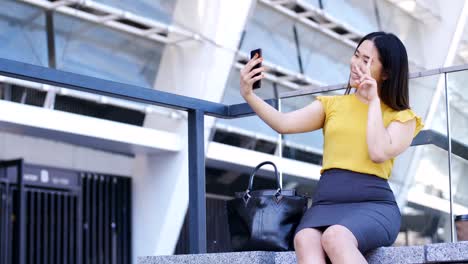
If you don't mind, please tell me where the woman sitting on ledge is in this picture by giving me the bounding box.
[239,31,424,264]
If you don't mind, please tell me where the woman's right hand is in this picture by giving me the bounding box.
[240,53,266,99]
[237,53,325,134]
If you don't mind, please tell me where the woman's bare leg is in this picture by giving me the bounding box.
[321,225,367,264]
[294,228,327,264]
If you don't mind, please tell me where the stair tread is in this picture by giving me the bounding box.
[138,241,468,264]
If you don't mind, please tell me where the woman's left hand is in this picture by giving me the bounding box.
[355,58,379,103]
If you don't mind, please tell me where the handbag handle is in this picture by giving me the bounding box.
[247,161,281,193]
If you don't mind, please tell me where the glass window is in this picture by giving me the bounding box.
[93,0,177,24]
[302,0,321,8]
[241,6,301,73]
[295,23,352,84]
[242,5,353,85]
[0,0,47,66]
[53,13,164,88]
[375,0,425,68]
[322,0,379,34]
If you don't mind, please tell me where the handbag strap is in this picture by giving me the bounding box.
[247,161,281,193]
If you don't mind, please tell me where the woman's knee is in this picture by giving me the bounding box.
[321,225,358,253]
[294,228,322,251]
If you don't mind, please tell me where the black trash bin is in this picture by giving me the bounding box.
[455,214,468,241]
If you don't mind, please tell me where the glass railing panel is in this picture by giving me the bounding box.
[447,70,468,213]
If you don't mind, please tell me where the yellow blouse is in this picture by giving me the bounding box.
[317,93,424,180]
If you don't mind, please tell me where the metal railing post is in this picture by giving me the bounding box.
[444,73,455,242]
[188,109,207,254]
[16,159,26,264]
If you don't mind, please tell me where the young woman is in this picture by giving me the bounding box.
[239,32,424,264]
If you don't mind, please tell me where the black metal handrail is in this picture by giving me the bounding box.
[0,57,467,255]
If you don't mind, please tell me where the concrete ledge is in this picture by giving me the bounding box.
[138,242,468,264]
[139,251,275,264]
[366,245,425,264]
[426,242,468,262]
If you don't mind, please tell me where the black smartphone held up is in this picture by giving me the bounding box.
[250,48,262,89]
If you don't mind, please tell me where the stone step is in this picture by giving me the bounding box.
[138,241,468,264]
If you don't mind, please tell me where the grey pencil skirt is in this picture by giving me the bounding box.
[294,168,401,254]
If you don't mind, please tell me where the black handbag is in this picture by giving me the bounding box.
[226,161,308,251]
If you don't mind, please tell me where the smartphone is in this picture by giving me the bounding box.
[250,48,262,89]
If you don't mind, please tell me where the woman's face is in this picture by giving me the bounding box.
[349,40,386,89]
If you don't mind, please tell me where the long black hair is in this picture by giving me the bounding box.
[345,32,410,111]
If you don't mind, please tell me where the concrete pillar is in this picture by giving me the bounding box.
[131,0,255,262]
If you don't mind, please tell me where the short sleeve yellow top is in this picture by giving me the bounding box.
[317,93,424,180]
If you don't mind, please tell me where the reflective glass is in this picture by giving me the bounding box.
[295,23,352,84]
[403,74,451,244]
[302,0,321,8]
[54,13,163,88]
[401,70,468,244]
[447,70,468,210]
[389,74,438,196]
[322,0,379,34]
[241,6,301,73]
[0,0,47,66]
[94,0,176,24]
[375,0,425,68]
[405,143,451,243]
[242,5,353,85]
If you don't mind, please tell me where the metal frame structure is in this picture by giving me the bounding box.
[18,0,195,45]
[234,52,325,91]
[1,57,467,253]
[260,0,364,47]
[444,72,455,241]
[259,0,424,70]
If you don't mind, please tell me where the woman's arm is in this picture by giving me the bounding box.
[243,93,325,134]
[240,55,325,134]
[366,98,416,163]
[354,58,416,163]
